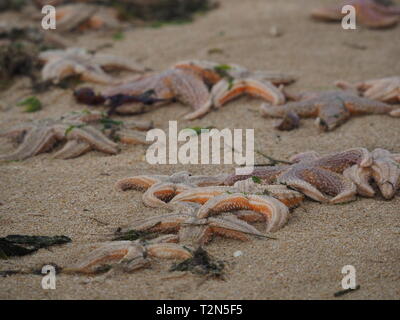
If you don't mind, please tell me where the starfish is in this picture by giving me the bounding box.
[223,148,373,204]
[0,111,153,161]
[64,235,192,275]
[101,68,213,120]
[115,171,229,208]
[336,76,400,104]
[173,60,294,108]
[344,148,400,199]
[169,182,304,209]
[55,3,120,32]
[260,90,400,131]
[311,0,400,29]
[100,60,295,119]
[39,48,145,84]
[118,202,268,245]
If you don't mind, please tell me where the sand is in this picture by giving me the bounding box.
[0,0,400,300]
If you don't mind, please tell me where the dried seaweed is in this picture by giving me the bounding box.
[113,228,158,241]
[170,247,225,279]
[0,235,71,259]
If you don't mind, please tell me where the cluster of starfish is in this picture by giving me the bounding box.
[0,111,153,161]
[74,59,296,120]
[69,147,399,274]
[311,0,400,29]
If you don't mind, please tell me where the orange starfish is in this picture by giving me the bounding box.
[115,171,228,207]
[118,202,267,245]
[260,90,400,131]
[64,235,191,275]
[311,0,400,29]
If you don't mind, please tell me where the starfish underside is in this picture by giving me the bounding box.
[311,0,400,29]
[115,171,229,207]
[0,112,153,161]
[260,90,399,131]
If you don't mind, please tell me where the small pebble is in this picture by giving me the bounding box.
[269,26,282,37]
[233,250,243,257]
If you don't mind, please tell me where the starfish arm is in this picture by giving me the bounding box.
[55,125,119,154]
[223,165,289,185]
[289,151,321,163]
[233,179,304,208]
[115,175,166,191]
[55,4,98,32]
[344,95,396,114]
[234,210,265,223]
[146,243,192,260]
[92,54,146,73]
[371,158,400,199]
[212,78,285,107]
[53,140,92,159]
[116,129,150,145]
[165,69,213,120]
[311,4,344,21]
[188,174,229,186]
[208,214,265,240]
[170,186,232,205]
[343,165,375,197]
[356,1,399,28]
[143,182,191,207]
[120,212,192,234]
[64,241,143,274]
[0,127,58,161]
[260,99,318,118]
[41,59,77,83]
[196,193,252,218]
[249,70,297,85]
[0,123,35,141]
[277,167,356,204]
[246,195,290,232]
[316,147,373,171]
[360,77,400,103]
[390,108,400,117]
[178,219,212,244]
[123,119,154,131]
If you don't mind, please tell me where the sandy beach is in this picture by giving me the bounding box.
[0,0,399,299]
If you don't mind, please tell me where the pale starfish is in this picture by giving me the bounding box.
[336,76,400,103]
[224,148,373,204]
[102,68,213,119]
[260,90,400,131]
[115,171,229,207]
[55,4,120,32]
[311,0,400,29]
[169,181,304,209]
[39,48,145,84]
[64,235,192,275]
[0,111,153,161]
[118,202,267,245]
[344,148,400,199]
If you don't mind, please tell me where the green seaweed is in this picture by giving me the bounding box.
[251,176,261,184]
[17,96,42,113]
